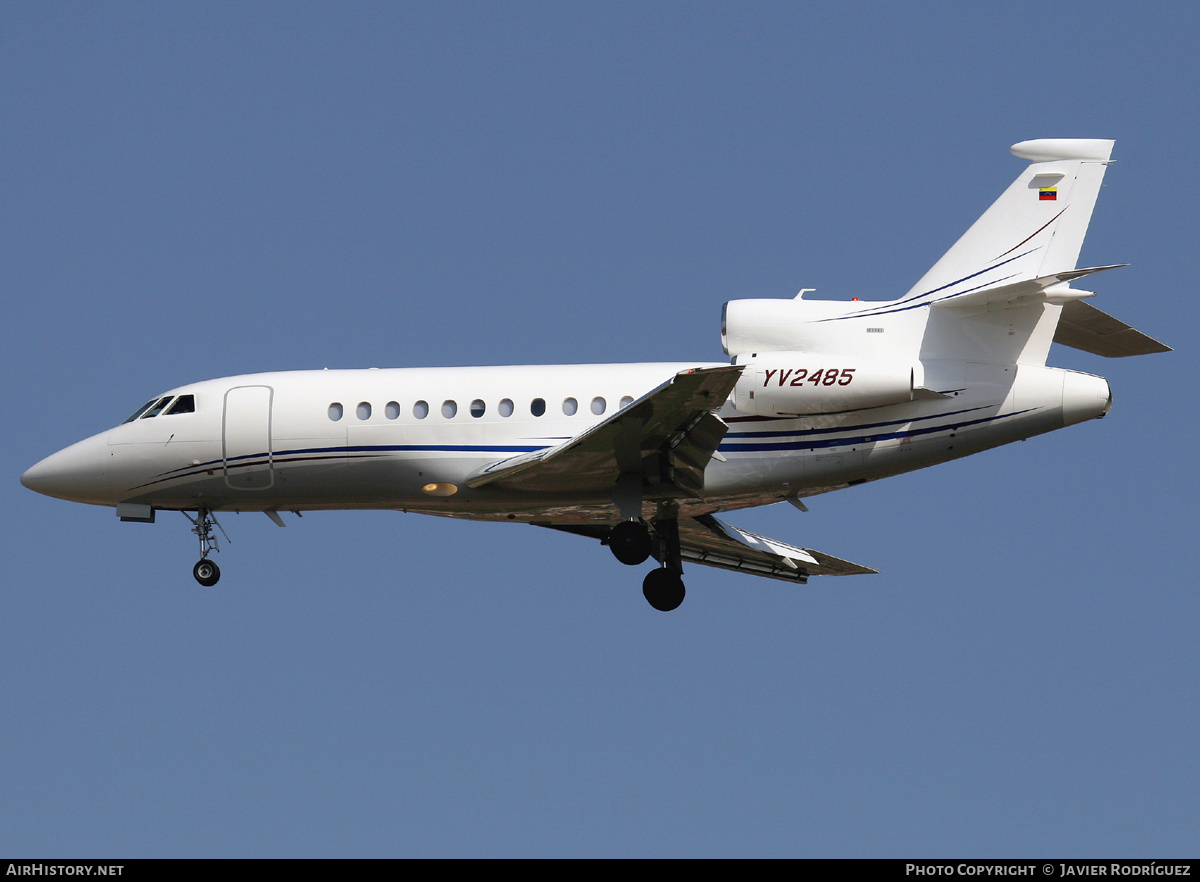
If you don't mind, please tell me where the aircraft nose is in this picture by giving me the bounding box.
[21,434,113,504]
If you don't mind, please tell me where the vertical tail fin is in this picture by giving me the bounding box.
[903,139,1114,303]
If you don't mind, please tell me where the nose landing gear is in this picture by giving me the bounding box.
[183,508,228,586]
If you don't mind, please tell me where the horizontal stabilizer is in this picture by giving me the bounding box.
[1054,300,1172,357]
[933,264,1127,311]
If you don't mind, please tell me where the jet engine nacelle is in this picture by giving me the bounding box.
[722,297,868,358]
[732,352,916,416]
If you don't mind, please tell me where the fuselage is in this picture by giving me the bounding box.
[21,360,1112,524]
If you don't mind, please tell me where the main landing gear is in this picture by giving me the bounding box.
[608,518,687,612]
[183,508,227,587]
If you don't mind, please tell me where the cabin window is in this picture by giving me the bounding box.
[498,398,514,417]
[357,402,372,420]
[123,398,160,423]
[591,397,606,415]
[413,400,429,419]
[562,397,578,416]
[470,399,486,418]
[620,395,634,408]
[164,394,195,415]
[385,401,400,420]
[328,403,344,421]
[531,398,546,417]
[442,400,457,418]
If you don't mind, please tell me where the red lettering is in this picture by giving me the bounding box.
[822,369,838,386]
[778,369,793,386]
[790,369,807,386]
[838,368,855,386]
[762,369,777,387]
[808,369,824,385]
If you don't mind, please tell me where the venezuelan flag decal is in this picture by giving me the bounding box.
[1039,187,1058,201]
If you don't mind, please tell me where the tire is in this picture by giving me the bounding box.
[642,568,685,611]
[609,520,652,566]
[193,559,221,587]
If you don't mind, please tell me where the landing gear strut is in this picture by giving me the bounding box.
[183,508,227,586]
[642,517,686,612]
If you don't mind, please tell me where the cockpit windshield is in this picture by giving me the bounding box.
[140,397,174,419]
[164,394,195,415]
[121,394,196,423]
[123,398,162,423]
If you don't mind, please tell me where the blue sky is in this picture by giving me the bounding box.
[1,2,1196,857]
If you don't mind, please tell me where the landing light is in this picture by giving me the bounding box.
[421,482,458,497]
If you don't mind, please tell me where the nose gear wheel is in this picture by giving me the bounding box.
[193,559,220,587]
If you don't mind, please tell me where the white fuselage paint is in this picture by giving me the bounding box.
[23,361,1111,524]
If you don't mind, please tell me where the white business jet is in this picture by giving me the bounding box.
[21,139,1168,610]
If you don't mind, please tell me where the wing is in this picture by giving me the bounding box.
[677,514,877,582]
[546,514,876,584]
[465,365,742,498]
